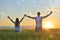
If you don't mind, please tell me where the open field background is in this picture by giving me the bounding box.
[0,29,60,40]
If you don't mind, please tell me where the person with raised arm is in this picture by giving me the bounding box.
[7,16,25,32]
[24,11,53,32]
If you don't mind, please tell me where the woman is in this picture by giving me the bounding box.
[7,16,25,32]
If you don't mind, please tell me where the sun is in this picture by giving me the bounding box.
[43,21,54,29]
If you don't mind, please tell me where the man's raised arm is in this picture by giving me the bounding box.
[43,11,53,18]
[24,14,35,19]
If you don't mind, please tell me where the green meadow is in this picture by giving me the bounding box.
[0,29,60,40]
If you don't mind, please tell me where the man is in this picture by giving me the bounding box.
[24,11,53,32]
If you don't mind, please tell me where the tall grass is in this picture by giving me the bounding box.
[0,29,60,40]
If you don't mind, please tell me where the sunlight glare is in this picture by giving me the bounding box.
[44,21,54,29]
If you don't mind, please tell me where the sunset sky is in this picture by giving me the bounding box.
[0,0,60,28]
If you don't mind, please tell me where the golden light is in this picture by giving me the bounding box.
[43,21,55,29]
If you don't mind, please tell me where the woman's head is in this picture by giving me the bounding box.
[15,18,19,26]
[16,18,19,22]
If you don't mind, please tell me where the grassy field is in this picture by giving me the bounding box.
[0,29,60,40]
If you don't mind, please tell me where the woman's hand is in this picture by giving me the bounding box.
[7,16,10,18]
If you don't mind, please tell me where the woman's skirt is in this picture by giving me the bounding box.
[14,26,20,32]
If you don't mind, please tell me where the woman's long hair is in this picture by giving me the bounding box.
[15,18,19,26]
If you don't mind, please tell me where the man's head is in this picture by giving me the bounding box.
[37,12,40,16]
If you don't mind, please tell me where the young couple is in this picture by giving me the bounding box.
[7,11,53,32]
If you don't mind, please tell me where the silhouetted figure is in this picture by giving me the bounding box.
[7,16,25,32]
[24,11,53,32]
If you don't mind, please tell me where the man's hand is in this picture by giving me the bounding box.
[24,14,27,16]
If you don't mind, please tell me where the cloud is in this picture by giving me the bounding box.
[23,12,34,16]
[32,0,36,4]
[17,1,20,5]
[47,0,59,7]
[0,12,6,19]
[47,7,60,12]
[21,0,25,2]
[1,12,5,16]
